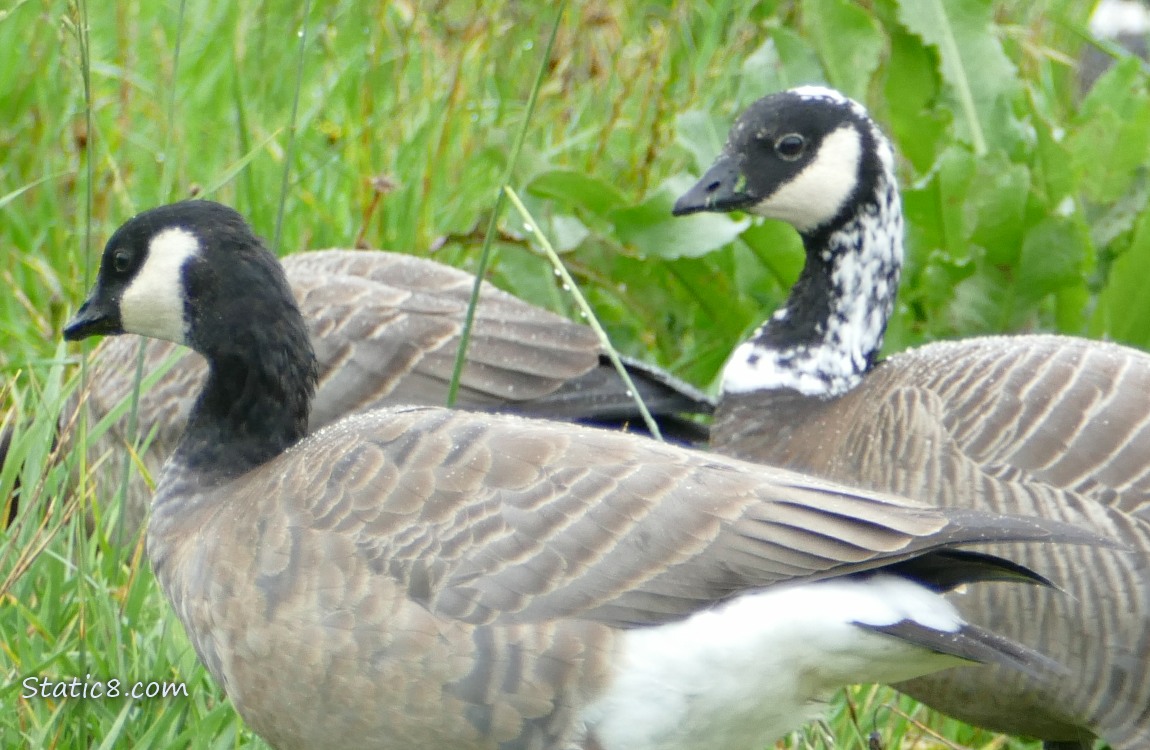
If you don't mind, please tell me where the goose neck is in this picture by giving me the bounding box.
[168,310,317,489]
[722,174,903,400]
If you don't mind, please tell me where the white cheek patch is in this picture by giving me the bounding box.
[750,125,862,233]
[120,227,200,345]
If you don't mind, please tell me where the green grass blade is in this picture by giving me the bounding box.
[199,129,285,198]
[0,173,75,211]
[446,0,567,407]
[272,0,312,255]
[504,185,663,441]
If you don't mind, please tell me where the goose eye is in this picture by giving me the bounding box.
[775,134,806,161]
[112,248,132,273]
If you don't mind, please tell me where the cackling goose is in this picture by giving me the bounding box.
[674,85,1150,750]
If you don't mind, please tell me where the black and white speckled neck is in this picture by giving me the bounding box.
[674,87,903,399]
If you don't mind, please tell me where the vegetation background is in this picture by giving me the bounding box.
[1,0,1145,747]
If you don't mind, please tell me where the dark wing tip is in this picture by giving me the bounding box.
[863,619,1068,678]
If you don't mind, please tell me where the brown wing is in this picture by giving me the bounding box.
[225,406,1091,630]
[905,336,1150,519]
[277,250,605,418]
[292,251,713,430]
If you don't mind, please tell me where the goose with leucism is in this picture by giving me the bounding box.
[674,85,1150,750]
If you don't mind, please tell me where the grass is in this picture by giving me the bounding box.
[1,0,1142,747]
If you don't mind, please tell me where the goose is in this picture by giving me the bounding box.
[62,200,1108,750]
[69,248,712,540]
[673,86,1150,750]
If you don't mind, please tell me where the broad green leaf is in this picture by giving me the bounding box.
[1069,107,1150,206]
[767,27,826,91]
[548,214,590,253]
[1090,176,1150,249]
[902,248,972,331]
[489,243,573,319]
[1017,216,1088,303]
[896,0,1019,154]
[1094,207,1150,347]
[883,26,947,173]
[967,157,1029,266]
[736,36,784,107]
[525,169,627,219]
[1068,58,1150,205]
[801,0,885,100]
[716,27,823,115]
[947,260,1010,334]
[610,175,750,260]
[1029,95,1076,209]
[903,145,976,264]
[1055,283,1090,336]
[659,256,756,385]
[1079,55,1149,120]
[674,109,728,174]
[739,219,806,290]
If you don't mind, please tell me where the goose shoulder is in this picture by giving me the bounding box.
[893,335,1150,518]
[717,334,1150,522]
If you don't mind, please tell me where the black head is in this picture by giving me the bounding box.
[64,200,297,357]
[673,87,888,234]
[65,201,317,477]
